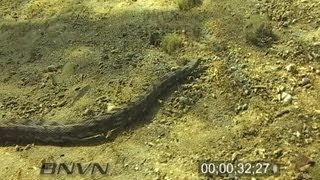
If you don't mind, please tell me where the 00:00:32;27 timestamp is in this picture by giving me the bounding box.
[199,161,280,176]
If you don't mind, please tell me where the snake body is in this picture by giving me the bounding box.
[0,59,200,145]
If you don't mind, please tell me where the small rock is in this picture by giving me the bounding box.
[107,103,116,112]
[242,90,249,96]
[294,131,301,138]
[285,64,297,73]
[47,65,57,72]
[281,21,290,27]
[304,137,313,144]
[235,103,248,113]
[299,78,311,86]
[83,108,93,116]
[236,105,242,113]
[242,103,248,110]
[311,123,318,130]
[134,166,140,171]
[312,41,320,46]
[281,92,292,104]
[159,119,167,124]
[283,95,292,104]
[304,83,312,89]
[277,85,286,93]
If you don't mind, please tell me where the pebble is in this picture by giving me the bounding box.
[311,123,318,130]
[107,103,116,112]
[134,166,140,171]
[242,90,249,96]
[235,103,249,113]
[242,103,248,110]
[312,41,320,46]
[299,77,311,86]
[281,92,292,104]
[294,131,301,138]
[283,95,292,104]
[304,137,313,144]
[277,85,286,93]
[281,21,290,27]
[159,119,167,124]
[285,64,297,73]
[83,108,93,116]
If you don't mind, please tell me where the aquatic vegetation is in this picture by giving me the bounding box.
[161,33,183,54]
[177,0,202,10]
